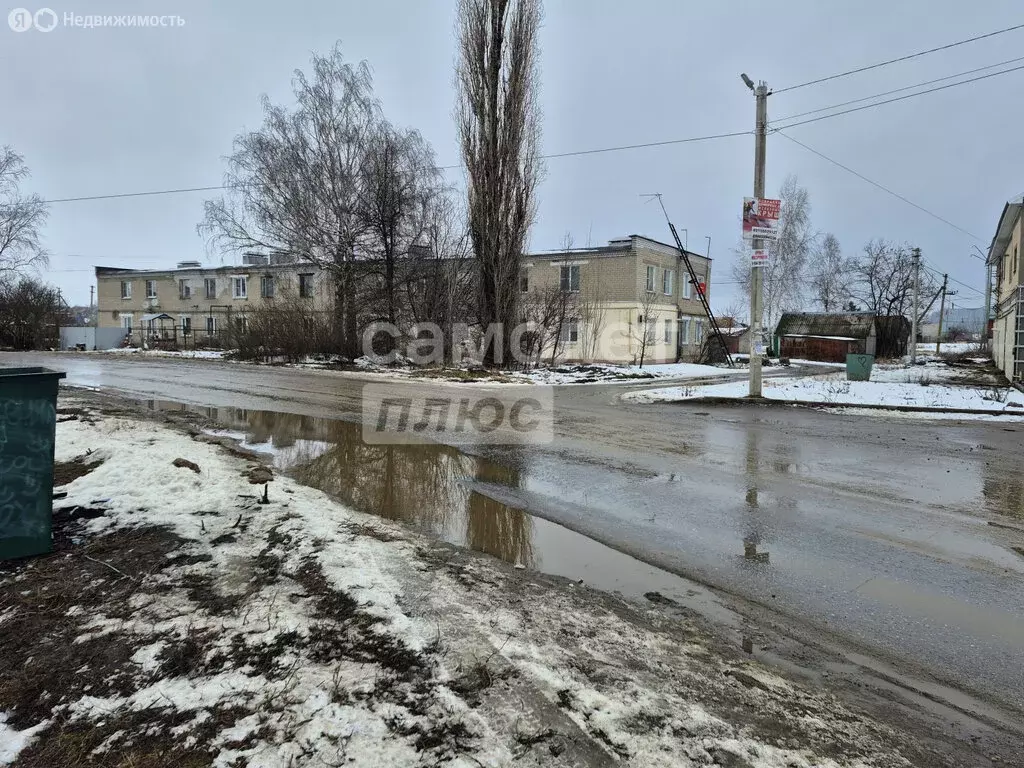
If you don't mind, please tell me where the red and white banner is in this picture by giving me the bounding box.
[742,197,780,241]
[750,248,769,267]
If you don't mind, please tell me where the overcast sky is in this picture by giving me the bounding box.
[3,0,1021,311]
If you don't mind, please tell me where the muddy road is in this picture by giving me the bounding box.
[9,351,1024,730]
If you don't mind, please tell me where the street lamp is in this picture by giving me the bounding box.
[740,73,754,91]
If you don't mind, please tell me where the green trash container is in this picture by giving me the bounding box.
[0,367,67,560]
[846,354,874,382]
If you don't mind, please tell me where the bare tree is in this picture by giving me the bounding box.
[456,0,543,367]
[199,44,380,358]
[853,239,936,320]
[577,268,608,362]
[520,284,576,368]
[0,277,66,349]
[633,289,659,367]
[808,233,854,312]
[731,175,815,335]
[0,148,48,277]
[359,125,443,339]
[402,194,476,363]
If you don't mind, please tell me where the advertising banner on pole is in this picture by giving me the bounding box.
[742,197,780,241]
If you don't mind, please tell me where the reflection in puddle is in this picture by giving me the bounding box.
[141,399,729,610]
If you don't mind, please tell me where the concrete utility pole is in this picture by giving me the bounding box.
[910,248,921,363]
[935,274,954,354]
[743,74,769,397]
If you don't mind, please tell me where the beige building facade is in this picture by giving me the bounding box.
[522,235,713,364]
[987,202,1024,383]
[95,258,329,345]
[95,235,715,364]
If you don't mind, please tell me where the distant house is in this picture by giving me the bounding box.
[774,312,878,362]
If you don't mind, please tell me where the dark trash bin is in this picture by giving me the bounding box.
[0,367,67,560]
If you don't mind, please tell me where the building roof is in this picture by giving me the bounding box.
[987,202,1022,266]
[529,234,708,263]
[95,262,316,278]
[775,312,876,339]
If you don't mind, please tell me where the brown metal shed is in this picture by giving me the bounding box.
[774,313,877,363]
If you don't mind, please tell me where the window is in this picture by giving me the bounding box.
[559,265,580,293]
[237,316,249,333]
[299,273,314,298]
[232,276,247,299]
[679,317,691,345]
[120,313,133,331]
[145,280,157,299]
[519,269,529,293]
[179,279,191,299]
[645,265,655,292]
[560,319,579,343]
[695,320,704,342]
[204,278,217,299]
[120,281,132,299]
[662,269,674,296]
[206,316,217,334]
[683,277,692,300]
[664,319,672,343]
[181,316,192,334]
[260,275,275,298]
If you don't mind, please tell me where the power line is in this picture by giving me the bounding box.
[43,129,751,206]
[774,22,1024,94]
[774,55,1024,123]
[920,261,985,298]
[773,63,1024,131]
[776,131,983,241]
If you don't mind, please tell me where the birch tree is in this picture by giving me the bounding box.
[456,0,543,366]
[808,233,854,312]
[0,148,48,277]
[199,45,381,358]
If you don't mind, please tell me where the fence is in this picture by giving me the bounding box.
[58,326,126,351]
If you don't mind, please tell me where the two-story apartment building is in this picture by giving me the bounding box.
[95,256,329,345]
[95,235,713,364]
[987,201,1024,383]
[522,235,712,364]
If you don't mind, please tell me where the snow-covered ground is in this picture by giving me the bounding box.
[625,372,1024,418]
[915,341,983,356]
[97,347,227,360]
[511,361,744,385]
[0,401,933,766]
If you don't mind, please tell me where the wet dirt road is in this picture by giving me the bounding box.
[12,352,1024,725]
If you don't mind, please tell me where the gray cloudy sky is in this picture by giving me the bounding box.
[3,0,1021,309]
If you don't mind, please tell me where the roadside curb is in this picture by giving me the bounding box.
[664,396,1024,418]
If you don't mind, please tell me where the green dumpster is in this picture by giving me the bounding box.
[0,367,67,560]
[846,354,874,382]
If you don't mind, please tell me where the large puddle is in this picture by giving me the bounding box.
[140,399,738,621]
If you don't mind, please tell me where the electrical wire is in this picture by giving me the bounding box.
[773,63,1024,131]
[773,23,1024,94]
[775,131,982,241]
[42,130,751,205]
[920,262,986,298]
[773,55,1024,123]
